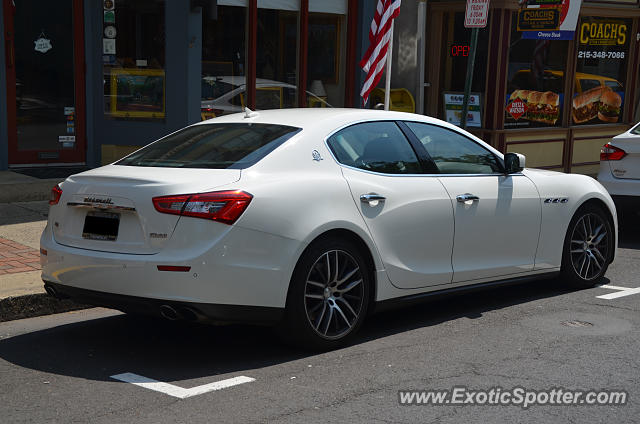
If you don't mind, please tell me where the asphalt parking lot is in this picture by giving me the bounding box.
[1,226,639,423]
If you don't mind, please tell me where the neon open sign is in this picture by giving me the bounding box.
[450,44,470,57]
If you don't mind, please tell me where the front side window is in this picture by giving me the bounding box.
[117,123,300,169]
[405,122,502,175]
[327,122,422,174]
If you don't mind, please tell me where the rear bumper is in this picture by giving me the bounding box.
[44,281,284,324]
[597,165,640,197]
[40,219,303,309]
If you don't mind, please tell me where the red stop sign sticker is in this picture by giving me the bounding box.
[506,99,528,120]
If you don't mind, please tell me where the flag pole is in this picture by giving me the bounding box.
[384,21,394,111]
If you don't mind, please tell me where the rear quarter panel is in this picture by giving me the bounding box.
[232,127,387,300]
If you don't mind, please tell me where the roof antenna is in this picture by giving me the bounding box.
[244,107,259,118]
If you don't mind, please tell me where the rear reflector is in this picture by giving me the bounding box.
[49,184,62,205]
[152,190,252,225]
[157,265,191,272]
[600,143,627,161]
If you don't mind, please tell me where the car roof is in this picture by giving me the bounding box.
[195,108,480,140]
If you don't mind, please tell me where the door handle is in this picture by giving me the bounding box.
[456,193,479,203]
[360,193,386,204]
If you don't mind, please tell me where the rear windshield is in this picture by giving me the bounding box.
[116,123,301,169]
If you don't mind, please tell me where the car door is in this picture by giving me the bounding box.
[403,122,541,283]
[326,121,454,289]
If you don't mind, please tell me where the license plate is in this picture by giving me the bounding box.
[82,211,120,241]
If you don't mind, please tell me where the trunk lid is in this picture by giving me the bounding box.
[608,133,640,180]
[50,165,240,254]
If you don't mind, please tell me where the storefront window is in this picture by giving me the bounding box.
[256,0,299,110]
[438,12,489,128]
[201,3,247,119]
[505,17,568,128]
[102,0,166,120]
[572,17,631,125]
[307,0,348,107]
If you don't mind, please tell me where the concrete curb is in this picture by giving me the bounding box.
[0,293,89,322]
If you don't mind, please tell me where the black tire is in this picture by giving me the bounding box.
[560,204,614,289]
[278,236,371,350]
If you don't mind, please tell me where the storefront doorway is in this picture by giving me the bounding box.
[3,0,85,166]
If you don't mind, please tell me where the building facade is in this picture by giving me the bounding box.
[1,0,639,174]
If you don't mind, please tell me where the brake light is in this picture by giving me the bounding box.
[600,143,627,161]
[152,190,253,225]
[49,184,62,205]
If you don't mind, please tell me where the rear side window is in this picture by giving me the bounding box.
[117,123,300,169]
[631,123,640,135]
[326,121,422,174]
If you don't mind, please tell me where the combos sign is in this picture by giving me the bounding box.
[520,0,583,40]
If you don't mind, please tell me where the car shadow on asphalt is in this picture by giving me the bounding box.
[0,277,579,384]
[618,222,640,250]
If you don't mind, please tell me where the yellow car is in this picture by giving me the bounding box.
[509,70,622,94]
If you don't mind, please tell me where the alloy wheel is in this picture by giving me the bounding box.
[303,250,365,340]
[569,213,611,280]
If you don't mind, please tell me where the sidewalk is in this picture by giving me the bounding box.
[0,171,87,321]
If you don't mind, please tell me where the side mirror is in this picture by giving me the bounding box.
[504,152,525,174]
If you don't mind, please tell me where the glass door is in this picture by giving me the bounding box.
[4,0,85,165]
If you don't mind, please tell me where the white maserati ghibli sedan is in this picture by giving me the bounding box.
[41,109,617,349]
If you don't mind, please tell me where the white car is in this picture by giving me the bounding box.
[201,76,330,117]
[41,109,617,349]
[597,123,640,224]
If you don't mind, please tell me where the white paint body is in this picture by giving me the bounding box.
[40,109,618,312]
[597,123,640,197]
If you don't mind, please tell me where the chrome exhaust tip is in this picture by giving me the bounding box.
[159,304,179,321]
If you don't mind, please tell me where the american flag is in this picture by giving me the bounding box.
[360,0,401,106]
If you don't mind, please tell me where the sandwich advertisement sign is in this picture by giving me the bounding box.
[573,17,629,125]
[521,0,582,40]
[506,90,560,127]
[572,87,621,124]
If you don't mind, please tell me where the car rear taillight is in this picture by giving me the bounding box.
[600,143,627,161]
[152,190,253,225]
[49,184,62,205]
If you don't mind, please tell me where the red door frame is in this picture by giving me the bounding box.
[3,0,86,165]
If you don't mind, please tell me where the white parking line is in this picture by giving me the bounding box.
[111,373,255,399]
[596,285,640,300]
